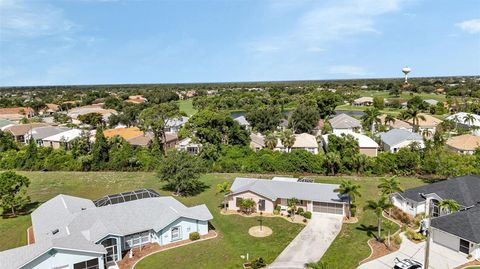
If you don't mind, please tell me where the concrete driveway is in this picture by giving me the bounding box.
[268,213,343,269]
[357,233,469,269]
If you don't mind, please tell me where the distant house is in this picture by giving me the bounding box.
[104,128,178,148]
[0,190,213,269]
[329,113,362,134]
[25,126,70,146]
[43,103,60,116]
[322,132,379,157]
[165,116,189,133]
[176,137,202,154]
[2,123,49,142]
[0,107,35,121]
[233,116,251,130]
[391,175,480,260]
[404,113,442,135]
[379,129,424,153]
[42,129,86,149]
[352,97,374,106]
[104,127,144,141]
[424,99,439,106]
[125,95,147,104]
[446,112,480,136]
[67,104,116,124]
[378,115,413,132]
[249,133,265,151]
[226,177,348,215]
[446,134,480,155]
[276,133,319,154]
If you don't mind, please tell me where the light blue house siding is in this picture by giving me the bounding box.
[156,217,208,245]
[22,249,104,269]
[97,234,123,262]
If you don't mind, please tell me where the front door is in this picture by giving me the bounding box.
[105,245,117,263]
[258,199,265,211]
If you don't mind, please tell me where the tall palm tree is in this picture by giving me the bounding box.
[216,181,231,211]
[305,261,328,269]
[438,199,460,215]
[334,180,362,219]
[402,108,426,133]
[378,176,403,216]
[384,114,396,126]
[364,196,394,241]
[361,108,381,133]
[264,132,278,150]
[279,129,295,152]
[463,114,476,131]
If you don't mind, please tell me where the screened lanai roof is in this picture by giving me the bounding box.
[93,189,161,207]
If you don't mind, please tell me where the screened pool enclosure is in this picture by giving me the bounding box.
[93,189,161,207]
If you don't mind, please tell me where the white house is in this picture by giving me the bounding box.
[226,177,348,216]
[329,113,362,134]
[176,137,202,154]
[233,116,251,130]
[352,97,374,106]
[378,129,424,153]
[42,129,86,150]
[322,132,379,157]
[446,112,480,136]
[0,189,213,269]
[275,133,319,154]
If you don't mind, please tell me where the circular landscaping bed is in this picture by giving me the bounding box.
[248,226,273,237]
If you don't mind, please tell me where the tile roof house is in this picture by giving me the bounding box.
[329,113,362,133]
[378,115,413,131]
[0,191,213,269]
[352,97,374,106]
[67,105,117,124]
[391,175,480,260]
[404,113,442,135]
[249,133,265,151]
[322,132,379,157]
[379,129,424,153]
[446,134,480,155]
[0,107,35,121]
[226,177,348,215]
[275,133,319,154]
[125,95,147,104]
[2,123,49,142]
[103,128,178,148]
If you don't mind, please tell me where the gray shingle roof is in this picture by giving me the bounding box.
[398,175,480,207]
[230,177,345,203]
[329,113,361,129]
[29,126,70,140]
[379,129,423,147]
[431,205,480,243]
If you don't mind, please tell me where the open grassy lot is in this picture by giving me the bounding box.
[0,172,426,268]
[356,90,447,102]
[177,99,197,116]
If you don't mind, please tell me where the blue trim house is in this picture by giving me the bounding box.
[0,191,213,269]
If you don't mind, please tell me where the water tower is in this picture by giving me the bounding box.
[402,67,411,84]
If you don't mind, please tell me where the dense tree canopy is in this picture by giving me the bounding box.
[246,106,283,133]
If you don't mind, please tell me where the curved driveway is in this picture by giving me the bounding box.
[268,213,343,269]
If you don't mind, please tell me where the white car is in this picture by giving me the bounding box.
[393,258,423,269]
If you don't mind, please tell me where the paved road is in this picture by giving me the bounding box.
[268,213,343,269]
[357,233,468,269]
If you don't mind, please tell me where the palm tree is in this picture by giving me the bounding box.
[401,108,426,133]
[384,114,396,126]
[216,181,231,211]
[287,197,299,220]
[279,129,295,152]
[438,199,460,215]
[334,180,362,219]
[264,132,278,150]
[463,113,476,126]
[239,198,256,214]
[378,176,403,216]
[325,152,341,175]
[364,196,394,241]
[421,129,433,138]
[361,108,381,133]
[305,261,329,269]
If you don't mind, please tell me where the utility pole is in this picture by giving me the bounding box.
[420,193,431,269]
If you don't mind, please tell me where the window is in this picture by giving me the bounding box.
[236,197,243,207]
[171,226,181,241]
[73,258,99,269]
[125,231,151,249]
[459,239,470,254]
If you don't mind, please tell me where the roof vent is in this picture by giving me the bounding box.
[52,229,59,235]
[81,207,86,210]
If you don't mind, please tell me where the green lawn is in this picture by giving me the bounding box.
[0,172,426,269]
[357,90,447,102]
[177,99,197,116]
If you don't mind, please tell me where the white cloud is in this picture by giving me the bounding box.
[328,65,367,76]
[0,0,75,40]
[457,19,480,34]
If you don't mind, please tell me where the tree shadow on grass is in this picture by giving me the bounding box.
[1,201,40,219]
[356,224,378,239]
[161,181,210,197]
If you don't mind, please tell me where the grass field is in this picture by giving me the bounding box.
[357,90,447,102]
[177,99,197,116]
[0,172,426,268]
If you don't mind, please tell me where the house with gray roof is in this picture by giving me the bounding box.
[24,126,70,146]
[329,113,362,134]
[0,190,213,269]
[165,116,189,133]
[226,177,348,215]
[391,175,480,260]
[378,129,424,153]
[233,115,251,130]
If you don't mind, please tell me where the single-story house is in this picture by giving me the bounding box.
[446,134,480,155]
[233,116,251,130]
[0,107,35,121]
[42,103,60,116]
[431,205,480,260]
[446,112,480,136]
[165,116,189,133]
[405,113,442,136]
[125,95,147,104]
[250,133,265,151]
[67,105,116,124]
[2,123,49,142]
[391,175,480,217]
[329,113,362,134]
[24,126,70,146]
[378,115,413,132]
[0,190,213,269]
[424,99,439,106]
[352,97,374,106]
[176,137,202,154]
[226,177,348,215]
[275,133,319,154]
[322,132,379,157]
[42,129,86,149]
[379,129,424,153]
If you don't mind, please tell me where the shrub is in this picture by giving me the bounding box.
[302,211,312,219]
[251,257,266,269]
[303,218,307,223]
[296,207,304,214]
[275,205,281,211]
[405,228,425,241]
[393,234,402,245]
[273,209,280,215]
[189,232,200,241]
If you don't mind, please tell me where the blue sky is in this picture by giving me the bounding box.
[0,0,479,86]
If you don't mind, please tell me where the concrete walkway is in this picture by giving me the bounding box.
[268,213,343,269]
[357,233,469,269]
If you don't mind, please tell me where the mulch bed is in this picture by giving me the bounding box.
[27,226,35,244]
[117,230,217,269]
[454,260,480,269]
[359,238,400,264]
[343,216,358,223]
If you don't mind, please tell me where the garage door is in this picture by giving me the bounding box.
[313,202,343,214]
